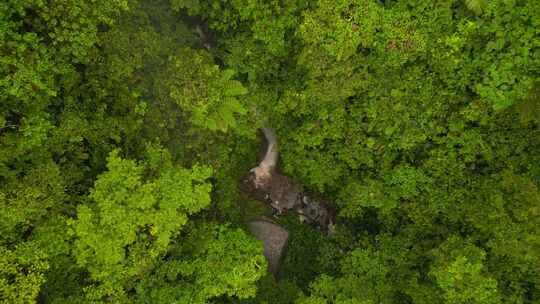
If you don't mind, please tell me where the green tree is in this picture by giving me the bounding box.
[70,148,266,302]
[430,236,502,304]
[70,148,212,300]
[0,243,48,304]
[136,224,266,303]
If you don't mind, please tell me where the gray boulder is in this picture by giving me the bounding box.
[247,218,289,275]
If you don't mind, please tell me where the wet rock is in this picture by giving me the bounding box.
[241,128,337,274]
[241,127,336,232]
[247,218,289,275]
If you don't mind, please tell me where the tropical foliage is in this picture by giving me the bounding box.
[1,0,538,303]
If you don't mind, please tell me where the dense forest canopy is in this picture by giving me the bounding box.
[1,0,539,303]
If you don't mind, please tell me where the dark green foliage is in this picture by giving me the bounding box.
[1,0,539,303]
[279,215,342,291]
[197,0,539,303]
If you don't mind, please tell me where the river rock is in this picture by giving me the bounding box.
[247,218,289,275]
